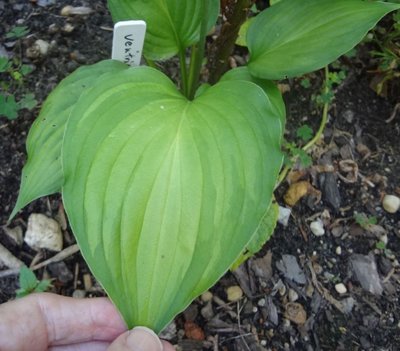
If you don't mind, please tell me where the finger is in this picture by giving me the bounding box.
[50,341,110,351]
[0,293,126,351]
[107,327,174,351]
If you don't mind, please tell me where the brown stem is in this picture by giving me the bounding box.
[207,0,253,84]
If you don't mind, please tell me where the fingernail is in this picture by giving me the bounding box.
[126,326,163,351]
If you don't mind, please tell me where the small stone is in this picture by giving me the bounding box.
[343,110,354,123]
[159,321,177,340]
[200,301,214,320]
[278,284,287,296]
[257,298,266,307]
[276,255,306,285]
[380,234,388,245]
[184,321,205,341]
[284,302,307,325]
[382,194,400,214]
[36,39,50,55]
[48,261,73,283]
[288,289,299,302]
[48,23,59,34]
[62,23,75,34]
[335,283,347,294]
[340,297,355,314]
[26,40,50,59]
[72,289,86,299]
[226,285,243,302]
[24,213,63,251]
[201,291,213,302]
[61,5,93,16]
[278,206,291,227]
[350,254,383,295]
[336,246,342,255]
[310,220,325,236]
[38,0,56,7]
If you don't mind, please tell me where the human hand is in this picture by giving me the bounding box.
[0,292,174,351]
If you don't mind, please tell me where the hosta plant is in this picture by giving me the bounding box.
[11,0,400,333]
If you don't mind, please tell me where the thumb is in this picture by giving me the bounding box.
[107,326,164,351]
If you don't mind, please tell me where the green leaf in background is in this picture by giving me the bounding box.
[0,94,18,120]
[236,17,254,47]
[6,25,29,39]
[247,0,400,79]
[16,266,52,298]
[20,64,34,76]
[19,266,38,291]
[9,60,128,220]
[62,66,283,332]
[296,125,313,142]
[18,93,37,110]
[107,0,219,60]
[221,66,286,136]
[0,56,11,72]
[231,201,279,271]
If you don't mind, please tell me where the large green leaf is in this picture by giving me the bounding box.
[62,66,283,332]
[221,66,286,135]
[10,60,128,220]
[231,201,279,271]
[108,0,219,60]
[247,0,400,79]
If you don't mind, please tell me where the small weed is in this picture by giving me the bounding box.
[300,77,311,88]
[16,266,52,298]
[296,124,314,142]
[354,213,378,229]
[6,26,30,40]
[1,25,37,120]
[313,68,347,105]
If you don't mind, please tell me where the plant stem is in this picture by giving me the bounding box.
[303,66,330,151]
[145,58,157,69]
[207,0,252,84]
[275,66,330,189]
[187,0,210,100]
[179,49,189,97]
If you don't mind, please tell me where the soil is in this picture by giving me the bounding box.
[1,1,400,351]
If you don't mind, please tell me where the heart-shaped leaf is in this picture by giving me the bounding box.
[62,66,283,332]
[221,67,286,134]
[247,0,400,79]
[108,0,219,60]
[10,60,128,220]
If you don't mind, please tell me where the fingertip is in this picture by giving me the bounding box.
[107,326,164,351]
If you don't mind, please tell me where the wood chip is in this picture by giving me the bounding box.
[0,243,24,269]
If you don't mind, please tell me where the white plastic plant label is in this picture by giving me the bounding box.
[112,20,146,66]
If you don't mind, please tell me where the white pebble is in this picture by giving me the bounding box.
[24,213,63,251]
[288,289,299,302]
[335,283,347,294]
[380,234,388,245]
[310,220,325,236]
[382,194,400,214]
[61,5,93,16]
[258,298,266,307]
[35,39,50,55]
[201,291,213,302]
[336,246,342,255]
[278,206,291,227]
[226,286,243,302]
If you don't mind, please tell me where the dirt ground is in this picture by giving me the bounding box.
[1,1,400,350]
